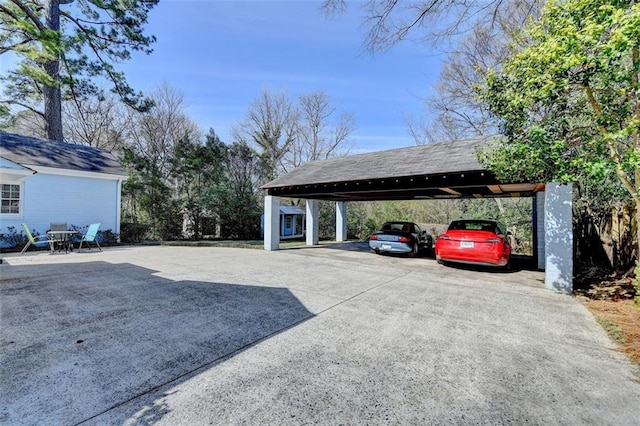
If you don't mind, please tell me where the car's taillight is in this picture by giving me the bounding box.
[370,235,378,240]
[398,236,411,243]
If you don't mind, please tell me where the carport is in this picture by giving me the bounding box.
[262,136,573,292]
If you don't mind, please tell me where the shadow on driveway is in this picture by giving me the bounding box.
[0,261,313,425]
[313,241,538,273]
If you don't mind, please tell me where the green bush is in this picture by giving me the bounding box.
[120,222,149,243]
[0,226,26,249]
[99,229,119,244]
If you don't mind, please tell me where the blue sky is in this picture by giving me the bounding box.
[120,0,445,153]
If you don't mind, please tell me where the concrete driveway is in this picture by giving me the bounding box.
[1,244,639,425]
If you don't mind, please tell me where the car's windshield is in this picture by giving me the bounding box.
[381,222,412,232]
[449,220,497,233]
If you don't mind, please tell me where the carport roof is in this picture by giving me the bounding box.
[263,135,544,201]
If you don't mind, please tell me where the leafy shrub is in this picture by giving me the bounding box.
[120,222,149,243]
[98,229,118,244]
[0,226,26,249]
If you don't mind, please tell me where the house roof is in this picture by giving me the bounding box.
[280,206,305,215]
[0,132,127,177]
[262,135,544,201]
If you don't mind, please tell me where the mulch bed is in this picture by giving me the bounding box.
[574,266,639,366]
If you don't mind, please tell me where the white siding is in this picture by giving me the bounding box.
[1,172,121,236]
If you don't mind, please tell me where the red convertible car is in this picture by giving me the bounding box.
[435,219,511,269]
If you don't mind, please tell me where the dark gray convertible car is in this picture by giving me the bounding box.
[368,221,432,256]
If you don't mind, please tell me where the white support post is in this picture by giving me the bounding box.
[336,201,347,242]
[535,190,546,270]
[306,199,319,246]
[544,182,573,292]
[264,195,280,251]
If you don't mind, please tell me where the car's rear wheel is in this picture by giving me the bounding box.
[410,243,419,257]
[504,258,511,271]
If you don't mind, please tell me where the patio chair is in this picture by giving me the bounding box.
[50,222,67,232]
[78,223,102,251]
[20,223,56,255]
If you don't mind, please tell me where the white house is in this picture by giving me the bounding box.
[0,132,128,241]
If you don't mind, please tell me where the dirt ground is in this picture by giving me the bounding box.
[575,270,640,366]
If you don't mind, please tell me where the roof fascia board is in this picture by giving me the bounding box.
[0,157,37,181]
[0,169,36,182]
[25,164,128,180]
[0,156,35,172]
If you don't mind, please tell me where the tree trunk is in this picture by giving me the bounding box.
[635,205,640,305]
[44,0,63,141]
[635,204,640,263]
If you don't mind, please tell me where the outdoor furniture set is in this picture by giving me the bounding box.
[20,222,102,255]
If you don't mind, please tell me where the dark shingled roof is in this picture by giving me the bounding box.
[261,135,543,201]
[0,132,126,176]
[264,135,495,188]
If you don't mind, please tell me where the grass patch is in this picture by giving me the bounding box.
[594,315,627,345]
[144,239,309,249]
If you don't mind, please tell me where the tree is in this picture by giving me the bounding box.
[406,0,543,144]
[0,0,158,141]
[322,0,534,53]
[284,90,354,171]
[120,84,200,239]
[233,88,297,181]
[127,84,200,178]
[122,145,181,240]
[321,1,545,145]
[1,108,46,138]
[171,129,227,240]
[62,93,128,150]
[205,141,263,239]
[477,0,640,291]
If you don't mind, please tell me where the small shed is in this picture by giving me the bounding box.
[261,205,305,240]
[0,132,127,242]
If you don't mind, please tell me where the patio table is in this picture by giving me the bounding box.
[46,230,78,253]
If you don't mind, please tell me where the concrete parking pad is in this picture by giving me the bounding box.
[1,245,639,425]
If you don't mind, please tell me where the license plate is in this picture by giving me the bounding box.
[460,241,474,248]
[382,244,392,250]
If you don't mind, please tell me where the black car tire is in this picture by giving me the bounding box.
[504,258,511,271]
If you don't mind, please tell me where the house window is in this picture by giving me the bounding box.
[285,216,293,229]
[1,184,21,214]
